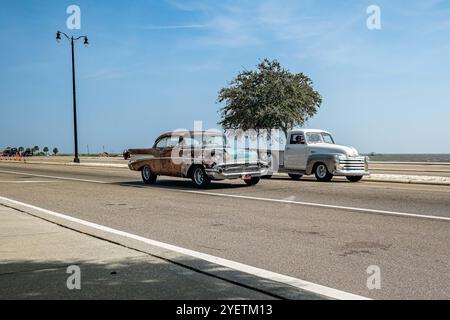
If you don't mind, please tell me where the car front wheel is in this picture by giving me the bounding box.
[191,166,211,188]
[141,166,157,184]
[347,176,363,182]
[314,163,333,182]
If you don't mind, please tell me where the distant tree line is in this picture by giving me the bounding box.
[5,146,59,156]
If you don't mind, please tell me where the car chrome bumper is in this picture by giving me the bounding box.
[206,162,269,180]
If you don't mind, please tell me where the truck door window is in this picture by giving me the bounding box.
[290,134,304,145]
[290,134,300,144]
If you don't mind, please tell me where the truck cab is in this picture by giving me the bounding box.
[273,129,369,182]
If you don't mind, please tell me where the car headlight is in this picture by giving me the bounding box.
[259,152,269,162]
[213,153,224,163]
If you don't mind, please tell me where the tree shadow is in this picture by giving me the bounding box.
[0,256,326,300]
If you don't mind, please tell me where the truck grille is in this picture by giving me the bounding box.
[339,158,366,171]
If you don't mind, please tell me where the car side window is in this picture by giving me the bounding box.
[155,137,168,149]
[183,137,201,148]
[166,136,181,148]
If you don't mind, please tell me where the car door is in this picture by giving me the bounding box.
[284,132,308,170]
[150,137,169,174]
[163,135,184,177]
[159,135,182,176]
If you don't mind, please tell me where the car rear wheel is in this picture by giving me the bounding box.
[244,177,260,186]
[191,166,211,188]
[288,174,303,180]
[347,176,363,182]
[141,166,157,184]
[314,163,333,182]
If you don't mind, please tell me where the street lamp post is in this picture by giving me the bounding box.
[56,31,89,163]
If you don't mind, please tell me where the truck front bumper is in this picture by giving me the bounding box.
[333,156,370,176]
[333,169,370,176]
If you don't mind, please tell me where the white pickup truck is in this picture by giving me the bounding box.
[267,129,369,182]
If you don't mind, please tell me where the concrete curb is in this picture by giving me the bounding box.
[366,174,450,186]
[270,173,450,186]
[369,161,450,165]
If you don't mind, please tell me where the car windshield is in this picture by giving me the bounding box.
[203,135,228,147]
[184,135,229,148]
[305,132,335,144]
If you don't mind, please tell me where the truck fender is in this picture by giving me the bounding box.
[306,154,336,175]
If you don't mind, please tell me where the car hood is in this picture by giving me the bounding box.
[205,147,259,163]
[309,143,359,157]
[226,147,258,161]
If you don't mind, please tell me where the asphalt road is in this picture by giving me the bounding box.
[0,161,449,299]
[18,156,450,177]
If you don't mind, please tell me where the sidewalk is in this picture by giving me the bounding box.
[0,205,280,300]
[0,204,331,300]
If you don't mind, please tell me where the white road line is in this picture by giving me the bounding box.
[0,170,107,184]
[1,169,449,222]
[0,195,370,300]
[170,189,450,222]
[0,181,62,183]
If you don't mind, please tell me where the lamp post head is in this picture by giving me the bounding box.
[83,36,89,47]
[56,31,61,42]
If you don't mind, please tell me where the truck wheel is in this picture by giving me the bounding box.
[244,177,260,186]
[347,176,363,182]
[141,166,157,184]
[191,166,211,188]
[288,174,302,180]
[314,163,333,182]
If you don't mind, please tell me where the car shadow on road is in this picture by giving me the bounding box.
[113,179,253,191]
[263,177,350,184]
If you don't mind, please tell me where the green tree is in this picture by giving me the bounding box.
[18,147,24,152]
[43,147,49,156]
[218,59,322,137]
[53,147,59,155]
[33,146,39,154]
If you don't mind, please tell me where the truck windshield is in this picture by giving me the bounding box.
[305,132,335,144]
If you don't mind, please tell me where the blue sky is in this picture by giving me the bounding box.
[1,0,449,153]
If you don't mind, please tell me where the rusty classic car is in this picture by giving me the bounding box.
[127,131,270,188]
